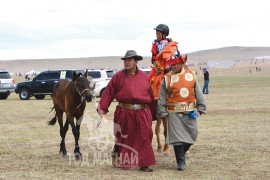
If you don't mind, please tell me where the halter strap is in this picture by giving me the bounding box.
[75,88,90,109]
[76,88,90,97]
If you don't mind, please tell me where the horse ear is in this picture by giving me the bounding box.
[73,71,78,81]
[185,54,188,61]
[84,69,88,78]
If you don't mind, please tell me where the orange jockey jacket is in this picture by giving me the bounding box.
[150,40,178,99]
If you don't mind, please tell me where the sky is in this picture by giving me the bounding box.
[0,0,270,60]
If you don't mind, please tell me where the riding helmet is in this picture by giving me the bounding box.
[154,24,169,36]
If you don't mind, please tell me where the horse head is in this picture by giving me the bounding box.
[73,70,93,102]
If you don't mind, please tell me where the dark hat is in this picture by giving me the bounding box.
[203,68,207,70]
[121,50,143,61]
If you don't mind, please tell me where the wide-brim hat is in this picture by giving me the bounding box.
[121,50,143,61]
[166,55,186,66]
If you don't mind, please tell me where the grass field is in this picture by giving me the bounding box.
[0,72,270,179]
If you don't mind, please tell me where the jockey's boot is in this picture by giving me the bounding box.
[173,145,186,171]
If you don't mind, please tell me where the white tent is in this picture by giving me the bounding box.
[25,69,35,75]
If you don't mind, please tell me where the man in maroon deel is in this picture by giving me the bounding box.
[97,50,156,172]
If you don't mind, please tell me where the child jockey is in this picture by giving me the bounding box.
[149,24,180,153]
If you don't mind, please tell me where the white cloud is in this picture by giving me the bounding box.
[0,0,270,60]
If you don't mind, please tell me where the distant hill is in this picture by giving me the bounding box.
[187,46,270,62]
[1,46,270,73]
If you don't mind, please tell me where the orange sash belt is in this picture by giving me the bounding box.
[167,104,193,113]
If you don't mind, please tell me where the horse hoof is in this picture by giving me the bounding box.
[163,144,169,151]
[157,146,163,153]
[74,152,81,160]
[163,150,170,157]
[163,145,169,155]
[59,151,67,157]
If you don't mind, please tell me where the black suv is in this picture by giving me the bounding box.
[15,70,84,100]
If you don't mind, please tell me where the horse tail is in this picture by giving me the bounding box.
[48,116,57,126]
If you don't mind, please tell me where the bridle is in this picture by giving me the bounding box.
[75,79,91,109]
[76,88,90,97]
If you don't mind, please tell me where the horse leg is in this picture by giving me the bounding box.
[162,117,169,153]
[75,124,81,159]
[75,118,81,156]
[69,116,81,160]
[76,124,81,141]
[56,110,68,157]
[75,114,84,140]
[61,120,69,157]
[155,118,162,152]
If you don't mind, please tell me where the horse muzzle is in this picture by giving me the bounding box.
[84,95,92,102]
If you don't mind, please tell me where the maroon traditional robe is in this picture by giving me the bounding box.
[98,69,156,168]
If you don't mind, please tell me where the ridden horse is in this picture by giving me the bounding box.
[48,70,93,159]
[155,55,188,153]
[155,117,168,153]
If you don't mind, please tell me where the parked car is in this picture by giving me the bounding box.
[93,80,110,97]
[140,68,152,75]
[0,70,16,99]
[93,69,152,97]
[87,69,114,82]
[15,69,84,100]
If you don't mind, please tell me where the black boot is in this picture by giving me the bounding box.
[173,145,186,171]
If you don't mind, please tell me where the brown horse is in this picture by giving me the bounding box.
[155,117,168,153]
[48,70,93,159]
